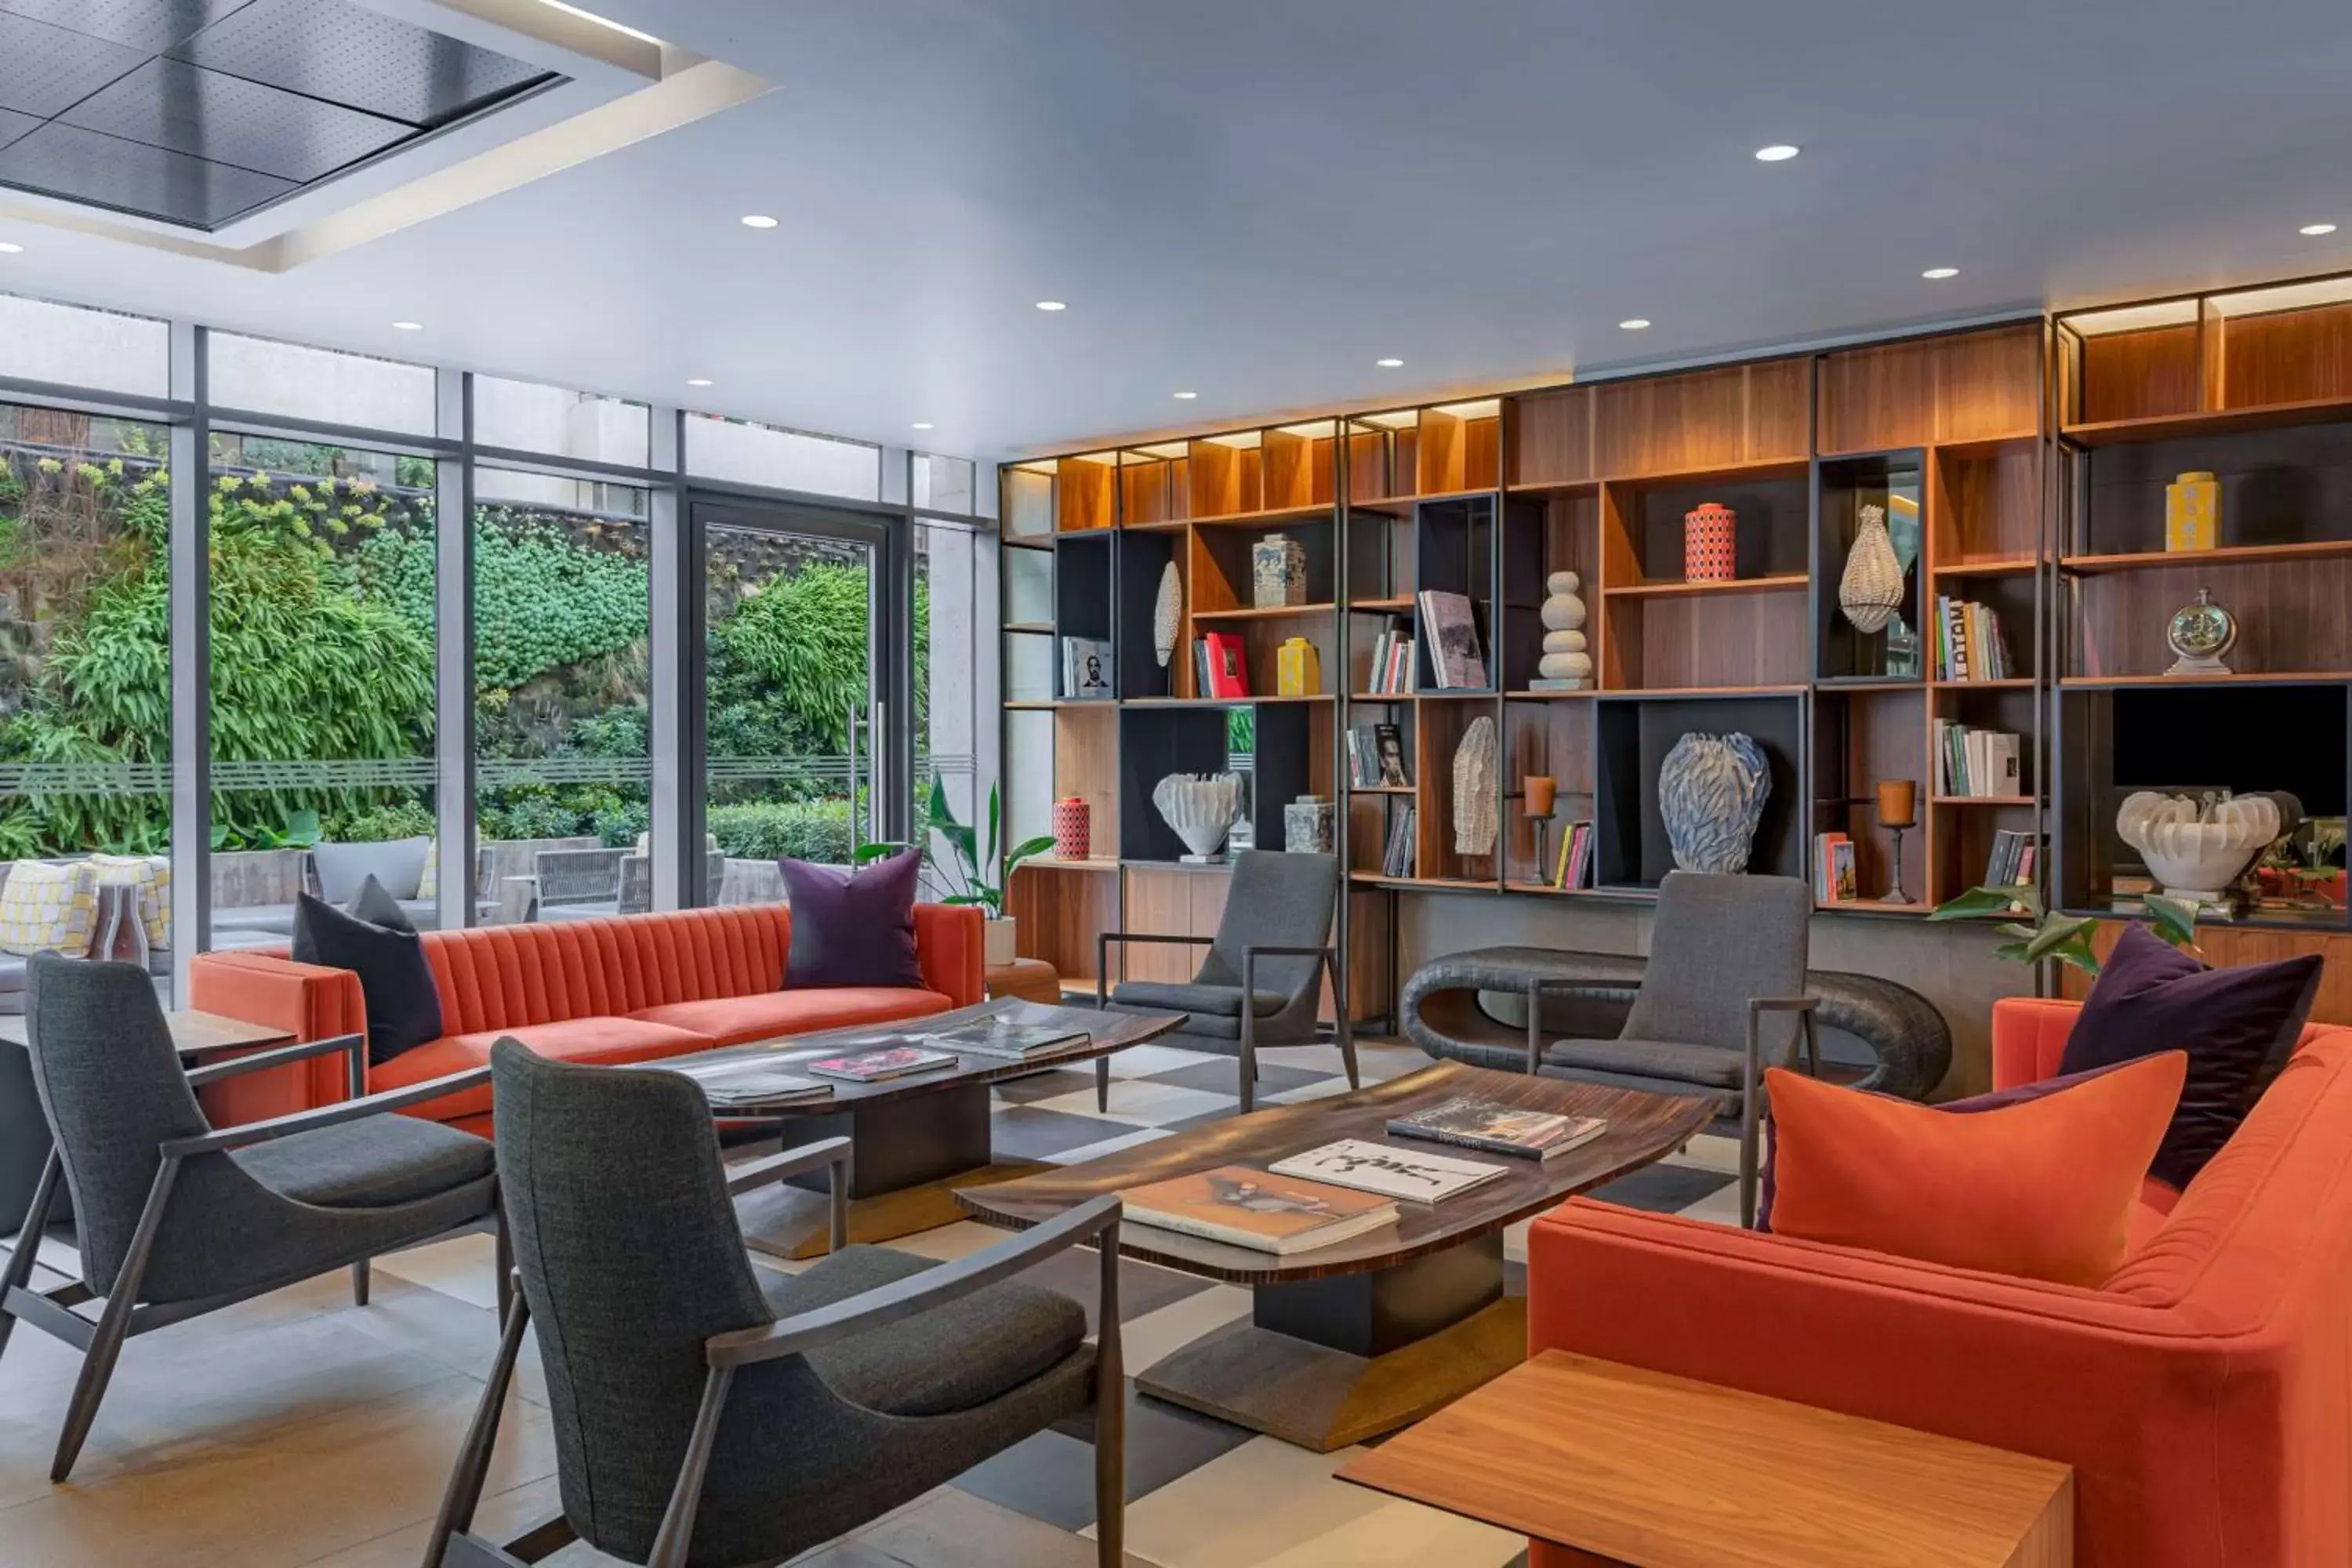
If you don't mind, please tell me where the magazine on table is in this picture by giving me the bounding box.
[669,1058,833,1109]
[1121,1165,1399,1254]
[1385,1096,1608,1160]
[1267,1138,1508,1203]
[804,1046,960,1083]
[919,1017,1090,1060]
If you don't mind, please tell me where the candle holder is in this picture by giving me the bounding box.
[1524,775,1558,879]
[1876,779,1918,905]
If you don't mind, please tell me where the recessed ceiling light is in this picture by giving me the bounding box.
[1921,267,1959,280]
[686,377,713,387]
[1754,144,1800,162]
[1173,390,1198,400]
[2302,223,2339,237]
[0,241,20,255]
[740,214,778,229]
[1375,358,1403,368]
[1618,318,1651,331]
[391,320,423,331]
[911,422,935,430]
[1035,299,1067,311]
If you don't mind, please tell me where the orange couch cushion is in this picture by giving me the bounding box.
[630,986,954,1048]
[375,1016,717,1121]
[1766,1054,2187,1287]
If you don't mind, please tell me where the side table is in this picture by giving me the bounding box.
[985,956,1065,1005]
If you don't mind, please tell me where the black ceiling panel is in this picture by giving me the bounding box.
[0,119,290,226]
[0,11,144,118]
[172,0,553,129]
[63,56,410,182]
[0,108,39,154]
[0,0,250,53]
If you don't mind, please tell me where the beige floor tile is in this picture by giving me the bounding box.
[1033,1081,1233,1126]
[1673,1181,1746,1229]
[373,1232,504,1312]
[1243,1497,1523,1567]
[288,1474,569,1567]
[1103,1044,1223,1080]
[859,1484,1160,1567]
[1661,1131,1744,1177]
[886,1220,1010,1262]
[1113,1283,1252,1374]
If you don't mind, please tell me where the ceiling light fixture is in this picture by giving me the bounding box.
[1375,358,1404,368]
[1035,299,1067,311]
[1754,144,1800,162]
[0,241,20,254]
[911,422,935,430]
[1921,267,1959,280]
[391,320,423,331]
[533,0,662,45]
[1173,390,1198,400]
[1618,318,1651,331]
[739,214,778,230]
[2302,223,2339,237]
[686,377,713,387]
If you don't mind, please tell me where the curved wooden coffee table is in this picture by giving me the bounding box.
[958,1060,1716,1451]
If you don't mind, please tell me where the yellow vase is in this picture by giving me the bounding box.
[2165,470,2219,553]
[1276,637,1321,697]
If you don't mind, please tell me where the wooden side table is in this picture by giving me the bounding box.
[1339,1351,2073,1567]
[985,956,1064,1005]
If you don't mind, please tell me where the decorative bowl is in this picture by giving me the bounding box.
[2114,791,2282,902]
[1153,772,1243,862]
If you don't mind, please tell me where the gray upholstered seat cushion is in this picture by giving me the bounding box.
[1107,980,1287,1018]
[232,1115,495,1208]
[313,838,430,902]
[761,1245,1087,1418]
[1543,1036,1746,1089]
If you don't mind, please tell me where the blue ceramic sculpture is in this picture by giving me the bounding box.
[1657,731,1770,873]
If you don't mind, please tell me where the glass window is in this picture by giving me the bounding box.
[686,413,880,500]
[205,430,437,946]
[915,522,980,854]
[473,470,652,925]
[208,333,437,436]
[0,404,172,984]
[0,295,171,397]
[473,376,651,469]
[910,452,976,515]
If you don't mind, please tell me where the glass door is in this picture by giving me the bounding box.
[695,499,902,905]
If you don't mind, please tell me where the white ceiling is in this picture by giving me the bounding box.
[4,0,2352,462]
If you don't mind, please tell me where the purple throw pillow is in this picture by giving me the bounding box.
[779,848,924,990]
[2056,923,2321,1188]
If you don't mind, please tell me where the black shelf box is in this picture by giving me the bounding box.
[1594,693,1807,889]
[1117,702,1315,862]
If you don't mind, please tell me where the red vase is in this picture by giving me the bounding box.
[1683,502,1736,583]
[1052,797,1091,861]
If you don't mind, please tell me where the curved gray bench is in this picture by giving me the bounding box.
[1400,945,1951,1102]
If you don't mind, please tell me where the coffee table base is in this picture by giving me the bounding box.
[1138,1238,1526,1451]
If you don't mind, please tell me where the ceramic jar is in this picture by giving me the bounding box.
[1283,795,1336,855]
[1052,796,1091,861]
[2166,470,2220,553]
[1682,503,1736,583]
[1252,533,1308,608]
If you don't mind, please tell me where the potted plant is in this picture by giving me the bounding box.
[1927,884,2198,975]
[923,779,1053,965]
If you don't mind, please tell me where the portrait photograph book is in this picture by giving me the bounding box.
[667,1058,833,1109]
[1385,1096,1608,1160]
[1266,1138,1508,1203]
[803,1046,960,1083]
[1121,1165,1399,1254]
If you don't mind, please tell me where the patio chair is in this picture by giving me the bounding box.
[1097,849,1355,1114]
[0,955,504,1480]
[426,1040,1124,1568]
[522,846,626,920]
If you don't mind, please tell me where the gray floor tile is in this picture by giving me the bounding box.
[952,1387,1252,1532]
[1136,1059,1333,1098]
[991,1105,1153,1161]
[989,1067,1099,1105]
[1584,1160,1737,1214]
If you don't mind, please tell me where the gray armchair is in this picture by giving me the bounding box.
[0,955,504,1481]
[1526,871,1819,1228]
[1097,849,1355,1114]
[427,1039,1126,1568]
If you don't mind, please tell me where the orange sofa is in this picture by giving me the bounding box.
[1526,996,2352,1568]
[189,903,982,1136]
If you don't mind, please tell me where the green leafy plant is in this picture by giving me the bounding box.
[1929,884,2199,976]
[923,779,1050,917]
[706,800,856,862]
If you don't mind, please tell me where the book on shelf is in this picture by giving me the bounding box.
[1385,1096,1609,1161]
[1364,620,1417,695]
[1982,828,2042,892]
[1199,630,1250,698]
[1934,720,2022,797]
[1813,832,1857,903]
[1266,1138,1508,1203]
[1382,804,1417,877]
[1346,721,1412,789]
[1417,590,1486,689]
[1120,1165,1399,1254]
[1061,636,1112,699]
[668,1057,832,1109]
[1552,819,1594,889]
[803,1046,960,1083]
[1933,597,2016,682]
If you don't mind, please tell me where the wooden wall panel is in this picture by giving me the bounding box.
[2073,558,2352,678]
[2064,921,2352,1025]
[1936,324,2044,444]
[1120,865,1230,983]
[1612,591,1809,690]
[1121,460,1170,526]
[1506,387,1592,486]
[1007,866,1117,982]
[1932,443,2041,564]
[1058,456,1116,531]
[2078,325,2200,425]
[2220,302,2352,409]
[1742,358,1814,463]
[1594,367,1748,477]
[1820,324,2041,453]
[1054,707,1119,849]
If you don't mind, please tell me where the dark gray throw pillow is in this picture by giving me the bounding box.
[779,848,924,989]
[291,887,444,1066]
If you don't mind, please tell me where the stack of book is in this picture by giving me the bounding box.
[1813,832,1859,903]
[1122,1165,1399,1255]
[670,1058,833,1110]
[1983,828,2039,891]
[1933,597,2015,681]
[1551,819,1594,889]
[804,1045,959,1083]
[1194,630,1249,697]
[1364,622,1417,694]
[1417,590,1486,689]
[1382,806,1417,877]
[1346,720,1412,787]
[1385,1097,1609,1160]
[1268,1138,1509,1202]
[1935,720,2023,797]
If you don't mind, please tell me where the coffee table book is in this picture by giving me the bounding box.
[670,1058,832,1109]
[1267,1138,1508,1203]
[1123,1166,1399,1254]
[804,1046,960,1083]
[913,1016,1088,1060]
[1387,1096,1607,1160]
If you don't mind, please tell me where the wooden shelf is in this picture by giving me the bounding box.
[1348,784,1417,794]
[1349,488,1498,512]
[1603,456,1811,489]
[1417,688,1501,700]
[1021,857,1119,873]
[1603,573,1807,599]
[1348,596,1414,612]
[2061,394,2352,447]
[1930,557,2038,577]
[1003,699,1066,711]
[2060,539,2352,575]
[1051,525,1116,538]
[1819,898,1932,916]
[1503,478,1600,497]
[1503,688,1598,700]
[1930,678,2035,691]
[2060,671,2349,688]
[1123,694,1335,706]
[1121,517,1190,534]
[1602,685,1809,699]
[1351,691,1415,701]
[1189,602,1337,620]
[1927,431,2042,459]
[1180,503,1338,528]
[1004,621,1053,634]
[1348,873,1497,891]
[1503,880,1588,897]
[1817,678,1922,692]
[1931,795,2035,806]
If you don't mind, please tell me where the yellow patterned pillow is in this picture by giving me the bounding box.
[0,861,100,958]
[89,854,170,949]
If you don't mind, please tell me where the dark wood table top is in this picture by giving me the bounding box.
[956,1061,1719,1284]
[660,998,1188,1112]
[0,1008,294,1054]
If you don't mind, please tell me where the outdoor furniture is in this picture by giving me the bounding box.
[617,848,726,915]
[1527,872,1817,1228]
[0,956,503,1481]
[1096,849,1355,1113]
[426,1039,1127,1568]
[519,845,626,920]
